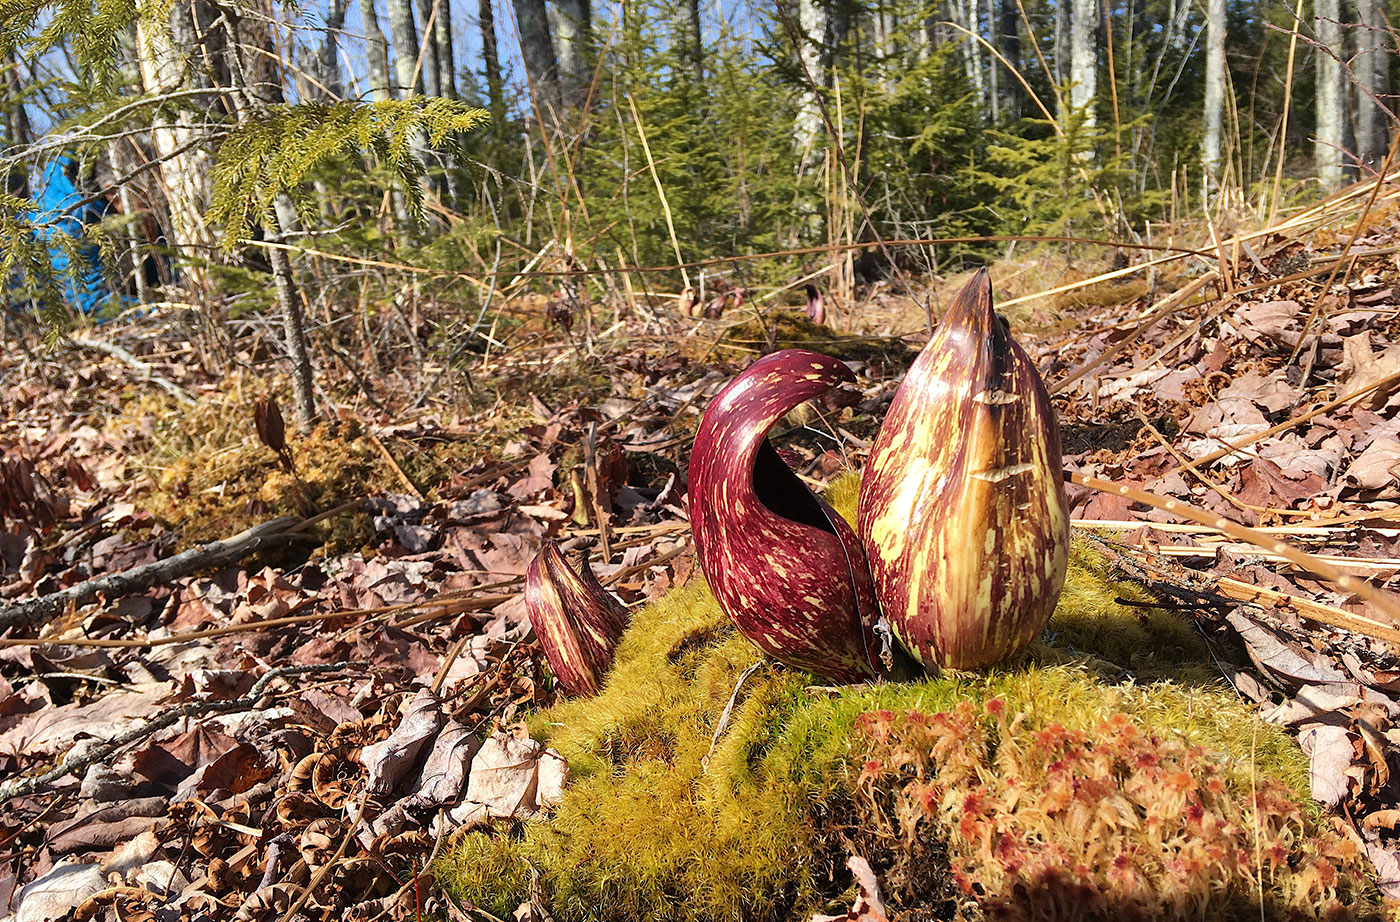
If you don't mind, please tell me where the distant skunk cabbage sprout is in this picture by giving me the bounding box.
[689,350,880,684]
[525,544,630,696]
[858,269,1070,669]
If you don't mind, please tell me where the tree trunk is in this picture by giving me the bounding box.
[480,0,506,125]
[513,0,559,108]
[134,13,216,287]
[996,0,1020,120]
[319,0,350,98]
[2,51,33,156]
[417,0,441,96]
[793,0,829,163]
[1069,0,1097,128]
[268,203,318,432]
[674,0,703,84]
[551,0,590,106]
[385,0,422,97]
[359,0,394,101]
[435,0,456,97]
[1353,0,1389,171]
[1315,0,1347,187]
[873,2,897,93]
[1202,0,1225,186]
[1054,0,1068,121]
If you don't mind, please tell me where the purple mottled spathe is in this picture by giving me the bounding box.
[689,349,879,684]
[857,269,1071,669]
[525,543,630,696]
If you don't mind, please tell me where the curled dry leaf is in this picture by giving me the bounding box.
[361,689,445,797]
[443,727,567,831]
[1300,722,1356,808]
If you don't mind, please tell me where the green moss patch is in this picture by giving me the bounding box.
[438,479,1377,921]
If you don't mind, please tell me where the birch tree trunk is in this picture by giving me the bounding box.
[1315,0,1346,187]
[793,0,829,164]
[1202,0,1225,187]
[1069,0,1097,128]
[385,0,423,97]
[551,0,590,107]
[359,0,394,101]
[873,2,897,94]
[514,0,559,108]
[435,0,456,97]
[134,13,216,288]
[1353,0,1389,171]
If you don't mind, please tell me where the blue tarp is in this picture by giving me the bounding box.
[23,156,111,313]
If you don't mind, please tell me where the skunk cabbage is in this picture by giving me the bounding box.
[689,350,880,684]
[525,544,630,696]
[858,269,1070,668]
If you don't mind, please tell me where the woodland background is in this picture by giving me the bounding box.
[9,1,1400,920]
[1,0,1395,397]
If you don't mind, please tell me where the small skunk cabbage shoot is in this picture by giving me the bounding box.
[525,544,630,696]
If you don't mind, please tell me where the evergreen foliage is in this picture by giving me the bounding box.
[208,98,487,248]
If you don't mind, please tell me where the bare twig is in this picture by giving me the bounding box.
[0,517,309,632]
[1,662,356,800]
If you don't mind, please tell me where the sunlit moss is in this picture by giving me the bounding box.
[438,473,1356,921]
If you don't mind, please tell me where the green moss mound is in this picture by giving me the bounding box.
[439,478,1370,921]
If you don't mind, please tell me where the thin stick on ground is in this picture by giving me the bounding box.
[0,517,308,632]
[1,662,356,800]
[1070,471,1400,626]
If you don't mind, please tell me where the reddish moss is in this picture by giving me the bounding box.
[853,700,1381,921]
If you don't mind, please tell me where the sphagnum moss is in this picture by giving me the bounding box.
[438,474,1375,921]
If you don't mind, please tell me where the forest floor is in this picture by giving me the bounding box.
[7,181,1400,920]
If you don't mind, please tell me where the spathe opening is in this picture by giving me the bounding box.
[751,439,835,534]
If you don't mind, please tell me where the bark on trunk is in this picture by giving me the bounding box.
[793,0,829,163]
[319,0,350,98]
[1069,0,1097,128]
[996,0,1020,120]
[435,0,456,97]
[551,0,590,107]
[1353,0,1390,171]
[1202,0,1225,186]
[269,201,318,431]
[359,0,394,101]
[417,0,441,96]
[1054,0,1068,121]
[674,0,703,84]
[513,0,559,108]
[480,0,506,125]
[1315,0,1347,187]
[134,13,216,286]
[385,0,423,97]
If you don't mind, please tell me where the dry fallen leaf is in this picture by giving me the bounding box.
[1299,723,1355,807]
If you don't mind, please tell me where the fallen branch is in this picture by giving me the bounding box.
[0,517,307,633]
[0,661,355,801]
[69,338,197,405]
